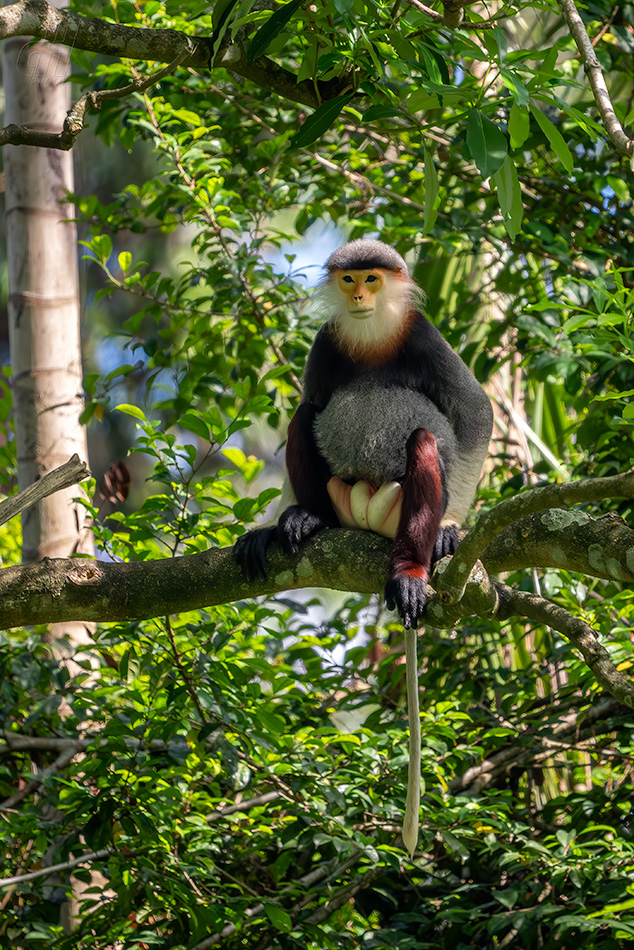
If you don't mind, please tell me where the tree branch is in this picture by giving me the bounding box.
[558,0,634,157]
[0,505,633,630]
[450,697,624,792]
[497,584,634,709]
[0,51,190,149]
[0,746,78,811]
[0,454,90,527]
[482,510,634,582]
[0,847,114,888]
[0,0,346,117]
[436,469,634,605]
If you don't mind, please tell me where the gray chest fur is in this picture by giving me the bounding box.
[313,376,457,485]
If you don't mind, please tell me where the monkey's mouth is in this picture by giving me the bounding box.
[348,307,374,318]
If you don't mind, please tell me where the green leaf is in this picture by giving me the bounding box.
[500,67,529,106]
[290,95,354,149]
[530,104,574,173]
[93,234,112,264]
[210,0,251,66]
[406,90,440,112]
[493,888,519,909]
[264,904,292,932]
[423,147,439,236]
[296,35,319,84]
[118,251,132,274]
[179,411,210,441]
[466,109,507,179]
[362,104,401,122]
[509,103,530,148]
[247,0,305,65]
[492,154,523,241]
[115,403,146,421]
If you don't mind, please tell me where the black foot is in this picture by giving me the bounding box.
[234,526,276,583]
[277,505,328,555]
[432,524,460,565]
[385,574,428,629]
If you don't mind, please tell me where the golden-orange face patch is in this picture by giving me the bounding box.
[336,269,385,311]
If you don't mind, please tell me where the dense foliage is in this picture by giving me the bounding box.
[0,0,634,946]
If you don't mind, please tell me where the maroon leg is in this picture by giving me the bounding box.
[234,403,337,578]
[384,428,445,628]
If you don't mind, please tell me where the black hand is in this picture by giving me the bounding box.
[277,505,327,555]
[233,526,276,583]
[384,574,428,629]
[432,524,460,565]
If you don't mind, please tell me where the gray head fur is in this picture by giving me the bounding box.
[325,239,409,275]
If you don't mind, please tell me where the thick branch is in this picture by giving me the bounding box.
[0,529,391,628]
[437,469,634,604]
[482,510,634,582]
[0,507,633,629]
[558,0,634,157]
[0,1,345,115]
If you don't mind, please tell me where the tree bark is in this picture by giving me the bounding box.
[2,2,93,929]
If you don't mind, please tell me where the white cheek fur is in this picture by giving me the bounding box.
[319,273,423,358]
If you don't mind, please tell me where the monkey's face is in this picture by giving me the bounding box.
[336,269,385,317]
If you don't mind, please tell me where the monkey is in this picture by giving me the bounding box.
[234,239,493,857]
[234,239,493,629]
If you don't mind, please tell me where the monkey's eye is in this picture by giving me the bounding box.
[365,275,379,283]
[342,275,354,283]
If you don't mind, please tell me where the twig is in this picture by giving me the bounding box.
[401,0,498,28]
[165,616,209,725]
[0,454,90,527]
[0,847,114,888]
[0,747,78,811]
[558,0,634,157]
[206,790,282,821]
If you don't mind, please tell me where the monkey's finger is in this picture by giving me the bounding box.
[234,529,273,583]
[367,481,402,538]
[327,477,356,528]
[350,480,373,529]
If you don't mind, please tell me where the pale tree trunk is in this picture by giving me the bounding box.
[2,3,92,585]
[2,1,95,931]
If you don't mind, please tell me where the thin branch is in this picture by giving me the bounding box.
[0,746,78,811]
[402,0,443,22]
[450,697,624,792]
[0,733,84,752]
[558,0,634,157]
[193,851,366,950]
[0,50,190,149]
[401,0,498,28]
[497,584,634,709]
[0,454,90,527]
[206,790,282,821]
[0,847,115,888]
[437,468,634,605]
